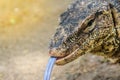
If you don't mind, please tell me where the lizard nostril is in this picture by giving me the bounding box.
[49,48,58,57]
[49,50,55,55]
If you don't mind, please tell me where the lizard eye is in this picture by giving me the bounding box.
[83,19,96,34]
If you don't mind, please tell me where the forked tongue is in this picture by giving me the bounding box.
[44,57,56,80]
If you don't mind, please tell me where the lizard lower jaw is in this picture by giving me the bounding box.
[55,48,82,65]
[49,48,83,65]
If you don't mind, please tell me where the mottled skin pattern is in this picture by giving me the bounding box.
[49,0,120,65]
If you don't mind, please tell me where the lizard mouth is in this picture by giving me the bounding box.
[50,48,84,65]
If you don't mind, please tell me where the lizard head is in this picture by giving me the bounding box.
[49,9,96,65]
[49,12,96,65]
[49,0,116,65]
[48,0,96,65]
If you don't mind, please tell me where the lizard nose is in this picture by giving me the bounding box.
[49,48,58,56]
[49,48,66,58]
[49,49,54,55]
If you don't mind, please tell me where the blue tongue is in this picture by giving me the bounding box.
[44,57,56,80]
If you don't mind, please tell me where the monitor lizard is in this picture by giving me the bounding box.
[49,0,120,65]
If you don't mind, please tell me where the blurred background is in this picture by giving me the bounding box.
[0,0,72,80]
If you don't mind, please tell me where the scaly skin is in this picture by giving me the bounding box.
[49,0,120,65]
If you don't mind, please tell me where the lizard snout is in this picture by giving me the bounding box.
[49,48,68,58]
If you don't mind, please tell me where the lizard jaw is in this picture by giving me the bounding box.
[54,48,84,65]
